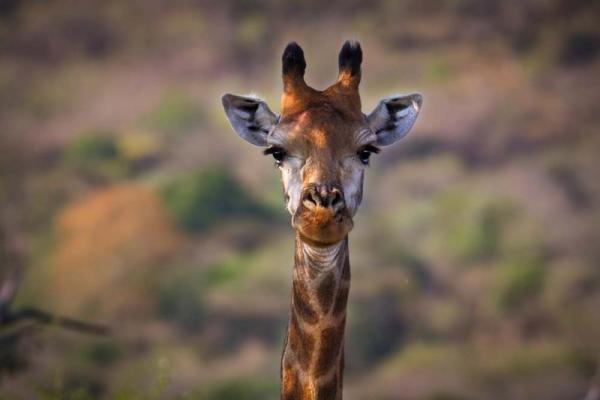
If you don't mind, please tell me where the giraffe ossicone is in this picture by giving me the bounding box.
[222,40,422,400]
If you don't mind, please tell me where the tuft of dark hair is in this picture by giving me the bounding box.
[338,40,362,76]
[282,42,306,76]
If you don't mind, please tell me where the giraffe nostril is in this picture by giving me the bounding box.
[301,185,345,212]
[302,188,319,209]
[330,190,342,207]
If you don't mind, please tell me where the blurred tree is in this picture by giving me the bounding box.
[495,252,547,311]
[145,90,205,136]
[116,130,162,171]
[49,184,180,319]
[429,191,514,264]
[63,130,128,180]
[193,377,277,400]
[1,135,109,379]
[347,289,408,369]
[158,265,207,332]
[160,168,269,232]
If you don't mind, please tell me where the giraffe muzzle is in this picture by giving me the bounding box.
[301,184,345,214]
[294,183,353,245]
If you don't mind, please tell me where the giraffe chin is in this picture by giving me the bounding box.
[292,206,353,246]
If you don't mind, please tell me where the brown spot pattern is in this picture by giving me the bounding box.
[332,284,349,316]
[317,272,335,313]
[282,365,303,400]
[315,324,344,377]
[316,375,338,399]
[288,311,314,371]
[341,257,350,280]
[293,280,318,325]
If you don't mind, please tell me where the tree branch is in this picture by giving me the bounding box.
[1,307,110,336]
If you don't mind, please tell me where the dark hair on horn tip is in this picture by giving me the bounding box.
[338,40,362,76]
[282,42,306,76]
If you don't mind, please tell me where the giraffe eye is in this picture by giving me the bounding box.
[263,146,287,166]
[272,149,285,161]
[357,145,380,165]
[272,150,285,165]
[358,150,372,165]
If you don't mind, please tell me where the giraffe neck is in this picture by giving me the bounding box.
[281,234,350,400]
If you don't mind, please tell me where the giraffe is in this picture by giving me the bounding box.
[222,41,422,399]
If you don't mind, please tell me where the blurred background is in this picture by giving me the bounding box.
[1,0,599,399]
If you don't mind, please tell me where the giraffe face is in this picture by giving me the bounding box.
[222,41,422,245]
[267,104,372,245]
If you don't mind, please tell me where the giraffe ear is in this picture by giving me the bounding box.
[222,94,279,146]
[366,93,423,146]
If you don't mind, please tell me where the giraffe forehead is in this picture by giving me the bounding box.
[283,127,349,161]
[307,127,329,150]
[283,111,361,155]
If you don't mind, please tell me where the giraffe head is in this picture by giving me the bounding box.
[222,41,422,246]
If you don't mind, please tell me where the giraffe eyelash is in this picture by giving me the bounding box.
[357,144,380,166]
[263,146,285,155]
[361,144,380,154]
[263,146,287,166]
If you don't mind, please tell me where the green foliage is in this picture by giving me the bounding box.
[159,168,269,232]
[427,393,470,400]
[495,252,547,311]
[0,328,29,374]
[425,58,455,84]
[435,192,508,263]
[152,357,172,400]
[63,130,164,180]
[64,130,118,163]
[382,245,432,290]
[63,131,127,178]
[84,340,122,366]
[116,132,162,165]
[158,266,207,332]
[204,256,249,287]
[381,342,462,373]
[348,290,407,367]
[110,356,173,400]
[158,256,253,332]
[35,387,95,400]
[236,14,268,48]
[33,372,100,400]
[476,341,572,381]
[566,348,599,378]
[190,378,277,400]
[146,91,204,135]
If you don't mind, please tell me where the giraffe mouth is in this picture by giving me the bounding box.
[292,204,353,245]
